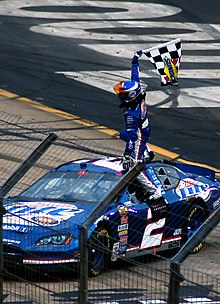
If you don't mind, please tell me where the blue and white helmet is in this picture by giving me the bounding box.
[113,80,141,102]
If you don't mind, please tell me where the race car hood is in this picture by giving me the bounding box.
[3,198,99,230]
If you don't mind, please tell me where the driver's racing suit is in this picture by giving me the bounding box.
[120,52,162,199]
[120,53,153,162]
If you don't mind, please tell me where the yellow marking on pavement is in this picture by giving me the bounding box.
[149,143,180,159]
[0,89,18,98]
[17,96,118,136]
[149,143,220,178]
[0,88,219,177]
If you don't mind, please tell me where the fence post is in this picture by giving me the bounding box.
[0,132,57,197]
[168,206,220,304]
[0,132,57,303]
[0,197,6,304]
[78,161,147,303]
[168,261,182,304]
[79,226,89,304]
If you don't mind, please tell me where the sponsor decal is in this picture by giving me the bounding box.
[77,170,88,175]
[118,230,128,237]
[173,228,182,236]
[3,224,28,233]
[141,100,147,119]
[111,242,120,261]
[118,214,129,254]
[117,224,128,232]
[121,216,128,224]
[213,197,220,209]
[92,158,123,172]
[128,90,136,99]
[4,202,84,227]
[199,190,211,202]
[175,178,209,200]
[124,200,133,207]
[119,244,127,253]
[3,238,21,245]
[118,205,128,216]
[31,216,59,225]
[119,236,128,245]
[116,212,129,255]
[163,56,178,82]
[147,168,162,191]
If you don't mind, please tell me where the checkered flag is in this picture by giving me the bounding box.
[143,38,181,86]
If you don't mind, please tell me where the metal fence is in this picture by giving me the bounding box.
[0,111,220,304]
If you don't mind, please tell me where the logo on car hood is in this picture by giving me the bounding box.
[4,201,84,227]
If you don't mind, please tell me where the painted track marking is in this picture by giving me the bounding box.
[0,88,219,177]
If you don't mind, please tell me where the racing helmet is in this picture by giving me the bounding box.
[113,80,141,102]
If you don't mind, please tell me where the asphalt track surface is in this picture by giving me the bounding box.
[0,2,220,303]
[0,0,219,171]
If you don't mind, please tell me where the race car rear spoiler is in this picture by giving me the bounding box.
[175,162,216,181]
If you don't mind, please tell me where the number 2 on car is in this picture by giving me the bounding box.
[140,208,166,249]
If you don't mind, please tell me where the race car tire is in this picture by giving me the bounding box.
[88,228,111,276]
[182,203,207,254]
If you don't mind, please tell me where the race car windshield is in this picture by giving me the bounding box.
[19,171,122,203]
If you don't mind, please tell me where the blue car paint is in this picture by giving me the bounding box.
[2,157,220,271]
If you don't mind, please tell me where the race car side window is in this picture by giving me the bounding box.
[153,166,180,190]
[127,179,148,202]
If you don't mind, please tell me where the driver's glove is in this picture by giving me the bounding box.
[134,50,143,58]
[122,154,131,170]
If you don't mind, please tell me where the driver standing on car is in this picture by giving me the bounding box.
[113,50,164,203]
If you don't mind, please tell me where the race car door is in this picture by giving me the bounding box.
[125,181,166,253]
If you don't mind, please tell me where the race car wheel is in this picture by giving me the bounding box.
[183,204,207,253]
[88,228,111,276]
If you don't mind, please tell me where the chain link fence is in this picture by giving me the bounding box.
[0,111,220,304]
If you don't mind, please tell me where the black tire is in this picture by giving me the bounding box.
[88,228,111,277]
[182,203,207,253]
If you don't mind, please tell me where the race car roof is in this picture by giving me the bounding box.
[53,157,124,174]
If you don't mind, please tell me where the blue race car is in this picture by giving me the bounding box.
[3,157,220,276]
